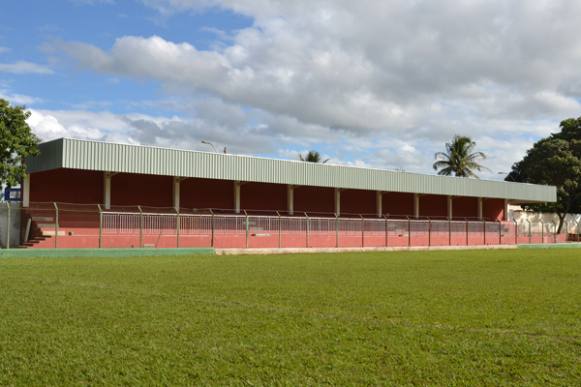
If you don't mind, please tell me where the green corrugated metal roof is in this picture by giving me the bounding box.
[27,138,556,203]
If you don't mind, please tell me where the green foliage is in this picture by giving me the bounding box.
[506,117,581,227]
[433,135,487,178]
[299,150,329,163]
[1,250,580,385]
[0,99,39,187]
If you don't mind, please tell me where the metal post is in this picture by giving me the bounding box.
[244,210,249,248]
[138,206,143,248]
[448,218,452,246]
[527,219,532,244]
[513,219,518,245]
[305,212,309,248]
[176,209,180,248]
[335,214,339,248]
[384,215,389,247]
[428,218,431,247]
[6,203,11,249]
[541,221,544,244]
[483,219,487,245]
[465,218,468,246]
[53,202,59,249]
[210,209,215,248]
[360,215,365,248]
[98,204,103,248]
[407,217,411,247]
[497,220,502,245]
[276,211,281,248]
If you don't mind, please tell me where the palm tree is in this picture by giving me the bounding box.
[433,136,487,178]
[299,150,329,163]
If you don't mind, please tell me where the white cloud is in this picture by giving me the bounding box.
[0,61,53,75]
[52,0,581,177]
[0,89,41,105]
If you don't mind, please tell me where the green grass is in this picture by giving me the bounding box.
[1,250,580,386]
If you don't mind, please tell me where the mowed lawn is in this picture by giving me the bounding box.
[0,250,580,386]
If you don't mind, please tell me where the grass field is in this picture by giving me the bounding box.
[1,249,580,386]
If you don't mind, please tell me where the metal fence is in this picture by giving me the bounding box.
[1,202,578,249]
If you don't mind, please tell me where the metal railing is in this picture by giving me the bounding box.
[1,202,577,249]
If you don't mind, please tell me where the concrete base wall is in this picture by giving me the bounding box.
[0,203,21,248]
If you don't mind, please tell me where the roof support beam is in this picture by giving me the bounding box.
[287,185,294,216]
[234,181,241,214]
[103,172,115,210]
[414,194,420,219]
[173,177,181,212]
[478,198,484,220]
[376,191,383,218]
[334,188,341,217]
[447,196,453,220]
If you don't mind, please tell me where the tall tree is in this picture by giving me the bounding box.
[433,135,487,177]
[299,150,329,163]
[506,117,581,232]
[0,99,39,188]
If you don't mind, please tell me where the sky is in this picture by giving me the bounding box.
[1,0,580,179]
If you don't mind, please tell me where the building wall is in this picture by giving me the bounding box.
[484,199,505,221]
[241,182,287,213]
[420,194,448,218]
[180,178,232,210]
[341,189,376,215]
[294,186,335,215]
[383,192,414,217]
[30,169,103,204]
[111,173,173,208]
[453,196,478,219]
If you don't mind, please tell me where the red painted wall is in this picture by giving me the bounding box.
[241,183,287,212]
[420,195,448,219]
[294,186,335,215]
[383,192,414,217]
[30,169,103,204]
[484,199,505,221]
[180,178,233,210]
[111,173,173,208]
[341,189,376,215]
[453,197,478,219]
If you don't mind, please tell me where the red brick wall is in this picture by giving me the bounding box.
[484,199,505,221]
[111,173,173,207]
[29,169,103,204]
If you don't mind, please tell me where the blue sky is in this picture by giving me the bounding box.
[1,0,580,178]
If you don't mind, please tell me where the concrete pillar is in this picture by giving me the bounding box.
[334,188,341,216]
[22,173,30,208]
[287,185,294,215]
[103,172,112,210]
[477,197,484,220]
[447,196,453,220]
[376,191,383,217]
[413,193,420,219]
[173,177,181,212]
[234,181,241,214]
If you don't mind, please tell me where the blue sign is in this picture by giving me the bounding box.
[3,187,21,202]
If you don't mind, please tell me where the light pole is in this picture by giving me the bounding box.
[201,140,217,153]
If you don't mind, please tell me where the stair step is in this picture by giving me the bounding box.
[31,216,55,222]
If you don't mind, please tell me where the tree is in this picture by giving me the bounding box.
[299,150,329,163]
[433,135,487,178]
[0,99,39,188]
[506,117,581,232]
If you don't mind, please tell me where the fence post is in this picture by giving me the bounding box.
[138,206,144,248]
[407,217,411,247]
[53,202,59,249]
[6,203,11,249]
[483,219,486,245]
[527,219,532,244]
[553,220,558,243]
[465,218,468,246]
[305,212,309,248]
[335,214,339,248]
[176,209,180,248]
[210,209,215,248]
[448,218,452,246]
[541,221,544,244]
[360,215,365,248]
[513,219,518,245]
[244,210,249,249]
[384,214,389,247]
[276,211,281,249]
[98,204,103,248]
[497,220,502,245]
[428,218,431,247]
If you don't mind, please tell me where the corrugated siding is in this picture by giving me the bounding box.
[26,138,63,171]
[29,138,556,202]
